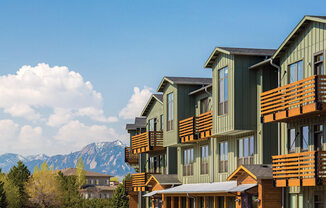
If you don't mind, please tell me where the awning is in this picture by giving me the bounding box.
[228,184,257,192]
[143,182,258,197]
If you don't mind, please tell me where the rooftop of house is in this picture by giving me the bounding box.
[150,174,181,185]
[125,117,146,130]
[157,76,212,92]
[60,168,113,178]
[204,47,276,68]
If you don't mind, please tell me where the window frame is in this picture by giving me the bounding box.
[167,92,174,131]
[200,145,209,175]
[219,141,228,173]
[200,97,209,114]
[183,148,194,176]
[218,66,228,115]
[300,126,309,151]
[288,128,296,153]
[314,51,324,75]
[288,60,303,84]
[237,136,255,166]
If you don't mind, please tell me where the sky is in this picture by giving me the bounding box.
[0,0,325,156]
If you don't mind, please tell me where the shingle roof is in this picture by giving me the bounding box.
[153,94,163,103]
[242,164,273,179]
[204,47,276,68]
[151,174,181,185]
[126,117,146,130]
[141,94,163,116]
[60,168,113,178]
[306,15,326,20]
[157,76,211,92]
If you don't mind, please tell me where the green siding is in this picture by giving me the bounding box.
[144,99,163,131]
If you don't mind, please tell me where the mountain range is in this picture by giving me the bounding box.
[0,140,134,177]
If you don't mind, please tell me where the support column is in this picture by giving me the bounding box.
[151,197,154,208]
[171,197,175,208]
[186,197,190,208]
[214,196,218,208]
[224,196,227,208]
[195,197,200,208]
[162,194,166,208]
[204,196,207,208]
[179,197,182,208]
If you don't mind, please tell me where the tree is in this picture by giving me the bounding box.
[0,181,8,208]
[7,161,30,206]
[57,171,83,208]
[75,158,86,187]
[108,174,130,208]
[0,173,21,208]
[26,162,64,208]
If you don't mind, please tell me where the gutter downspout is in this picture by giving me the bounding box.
[204,86,214,183]
[270,58,284,208]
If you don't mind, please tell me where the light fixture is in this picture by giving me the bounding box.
[235,199,240,202]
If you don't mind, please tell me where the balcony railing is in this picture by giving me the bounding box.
[272,151,326,187]
[131,131,164,154]
[261,75,326,123]
[132,172,149,192]
[124,147,139,165]
[179,111,212,143]
[125,179,136,195]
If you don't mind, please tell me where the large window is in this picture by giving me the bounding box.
[314,124,324,150]
[167,93,174,131]
[200,98,209,114]
[149,154,165,173]
[301,126,309,151]
[238,136,254,166]
[219,142,228,173]
[218,67,228,115]
[183,148,194,176]
[314,52,324,75]
[288,128,296,153]
[148,118,154,131]
[289,61,303,83]
[200,145,209,175]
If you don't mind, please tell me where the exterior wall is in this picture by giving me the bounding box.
[163,83,178,147]
[145,99,163,131]
[85,176,111,186]
[193,89,213,116]
[212,53,235,134]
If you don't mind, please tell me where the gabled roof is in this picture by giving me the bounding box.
[227,164,273,181]
[204,47,276,68]
[157,76,212,92]
[273,15,326,59]
[126,117,146,130]
[145,174,181,186]
[141,94,163,117]
[60,168,113,178]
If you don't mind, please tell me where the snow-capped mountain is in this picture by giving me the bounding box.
[0,140,134,177]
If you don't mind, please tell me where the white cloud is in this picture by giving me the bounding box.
[119,86,153,119]
[0,63,116,125]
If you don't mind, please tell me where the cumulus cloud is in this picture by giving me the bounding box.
[119,86,153,119]
[0,63,116,125]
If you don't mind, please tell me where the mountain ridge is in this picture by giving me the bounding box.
[0,140,134,177]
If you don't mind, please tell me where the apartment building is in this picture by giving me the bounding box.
[125,15,326,208]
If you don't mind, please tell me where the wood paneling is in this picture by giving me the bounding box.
[131,131,164,154]
[125,147,139,165]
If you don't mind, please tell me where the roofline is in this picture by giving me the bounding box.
[204,47,231,68]
[272,16,326,59]
[248,58,271,70]
[227,165,257,181]
[141,94,163,117]
[145,175,159,186]
[188,84,212,95]
[157,77,174,92]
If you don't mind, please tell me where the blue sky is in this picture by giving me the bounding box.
[0,0,325,155]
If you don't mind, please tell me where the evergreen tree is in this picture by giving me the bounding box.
[0,181,8,208]
[75,158,86,187]
[109,174,130,208]
[0,173,21,208]
[7,161,30,206]
[57,171,83,208]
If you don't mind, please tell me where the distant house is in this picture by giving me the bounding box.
[60,167,117,199]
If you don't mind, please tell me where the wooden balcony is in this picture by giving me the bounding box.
[124,147,139,165]
[272,151,326,187]
[131,131,164,154]
[125,179,136,195]
[179,111,212,143]
[132,172,149,192]
[261,75,326,123]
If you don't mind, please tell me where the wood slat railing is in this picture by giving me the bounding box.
[261,75,326,123]
[124,147,139,165]
[132,172,149,191]
[131,131,163,154]
[179,111,213,143]
[125,179,134,195]
[272,151,326,187]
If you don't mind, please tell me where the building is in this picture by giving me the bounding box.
[61,167,116,199]
[124,15,326,208]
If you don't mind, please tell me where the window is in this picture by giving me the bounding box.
[301,126,309,151]
[200,98,209,114]
[288,128,296,153]
[314,124,324,150]
[200,145,209,175]
[148,118,154,131]
[183,148,194,176]
[167,93,174,131]
[218,67,228,115]
[219,142,228,173]
[149,154,165,173]
[160,114,163,131]
[289,61,303,83]
[238,136,254,166]
[314,52,324,75]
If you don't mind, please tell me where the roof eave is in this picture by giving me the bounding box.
[204,47,231,69]
[141,94,163,117]
[157,77,174,92]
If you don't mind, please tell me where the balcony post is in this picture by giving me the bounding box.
[315,151,319,185]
